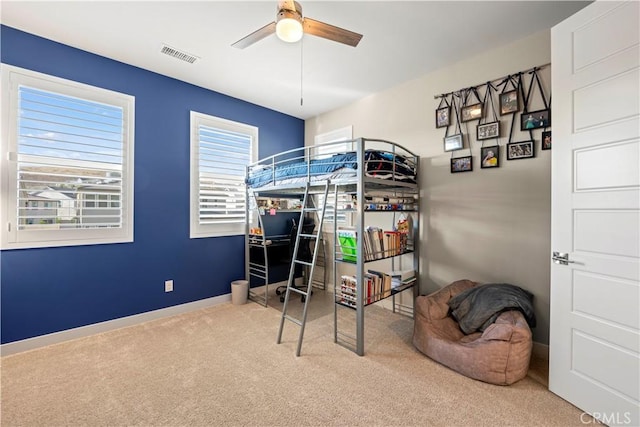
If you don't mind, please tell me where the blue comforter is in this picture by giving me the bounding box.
[246,150,415,188]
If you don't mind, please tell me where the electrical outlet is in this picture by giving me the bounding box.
[165,279,173,292]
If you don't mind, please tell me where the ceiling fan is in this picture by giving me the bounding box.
[232,0,363,49]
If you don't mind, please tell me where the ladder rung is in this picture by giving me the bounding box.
[299,233,317,238]
[284,315,302,326]
[289,287,308,296]
[294,260,313,266]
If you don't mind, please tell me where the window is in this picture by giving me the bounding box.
[1,65,135,249]
[314,126,353,226]
[190,112,257,238]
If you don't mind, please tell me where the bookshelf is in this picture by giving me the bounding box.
[332,186,419,356]
[338,272,416,309]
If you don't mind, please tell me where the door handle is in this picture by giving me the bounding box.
[552,251,575,265]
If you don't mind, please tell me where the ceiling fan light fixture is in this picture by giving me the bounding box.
[276,10,303,43]
[231,0,363,49]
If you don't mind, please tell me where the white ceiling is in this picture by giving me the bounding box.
[1,1,590,120]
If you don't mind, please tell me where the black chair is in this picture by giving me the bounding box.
[276,217,315,302]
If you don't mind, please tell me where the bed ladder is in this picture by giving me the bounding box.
[276,181,330,356]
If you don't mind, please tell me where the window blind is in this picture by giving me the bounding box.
[17,86,125,229]
[197,125,251,227]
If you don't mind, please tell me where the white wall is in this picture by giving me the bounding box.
[305,30,553,344]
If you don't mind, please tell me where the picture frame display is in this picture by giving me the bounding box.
[477,121,499,140]
[436,106,450,128]
[451,156,473,173]
[542,131,552,150]
[521,108,551,131]
[443,134,464,152]
[461,103,483,122]
[481,145,500,168]
[507,140,534,160]
[500,90,519,115]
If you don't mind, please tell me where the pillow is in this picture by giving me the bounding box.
[377,151,408,164]
[447,283,536,335]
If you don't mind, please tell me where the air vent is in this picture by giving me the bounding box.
[160,44,200,64]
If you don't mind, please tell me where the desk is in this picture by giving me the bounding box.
[248,235,303,306]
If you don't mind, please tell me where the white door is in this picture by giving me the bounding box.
[549,1,640,426]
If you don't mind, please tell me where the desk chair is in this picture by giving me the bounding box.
[276,217,315,302]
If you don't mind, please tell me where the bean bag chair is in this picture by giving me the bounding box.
[412,280,533,385]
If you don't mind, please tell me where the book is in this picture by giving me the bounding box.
[340,275,357,307]
[337,228,357,262]
[390,269,416,289]
[364,273,375,304]
[383,230,401,256]
[390,269,415,281]
[366,226,382,260]
[367,269,392,299]
[362,228,373,261]
[376,227,385,259]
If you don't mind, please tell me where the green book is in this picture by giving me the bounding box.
[337,228,357,262]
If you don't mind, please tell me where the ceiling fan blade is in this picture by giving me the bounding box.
[231,22,276,49]
[303,17,362,47]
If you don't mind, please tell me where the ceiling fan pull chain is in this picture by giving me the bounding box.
[300,37,304,106]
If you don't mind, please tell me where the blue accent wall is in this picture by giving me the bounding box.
[0,26,305,344]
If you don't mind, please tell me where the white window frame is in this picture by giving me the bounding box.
[190,111,258,238]
[314,126,353,228]
[0,64,135,249]
[313,126,353,156]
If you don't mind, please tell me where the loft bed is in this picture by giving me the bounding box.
[245,138,418,194]
[244,137,420,356]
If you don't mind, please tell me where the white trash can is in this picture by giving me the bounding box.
[231,280,249,305]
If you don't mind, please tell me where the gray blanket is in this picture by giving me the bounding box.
[447,283,536,334]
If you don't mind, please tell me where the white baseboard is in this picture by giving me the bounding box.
[532,341,549,360]
[1,293,231,357]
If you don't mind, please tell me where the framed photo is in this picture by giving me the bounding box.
[500,90,519,115]
[481,145,499,168]
[461,103,483,122]
[542,131,552,150]
[507,140,534,160]
[451,156,473,173]
[521,108,551,130]
[477,121,499,140]
[436,106,450,128]
[444,134,463,152]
